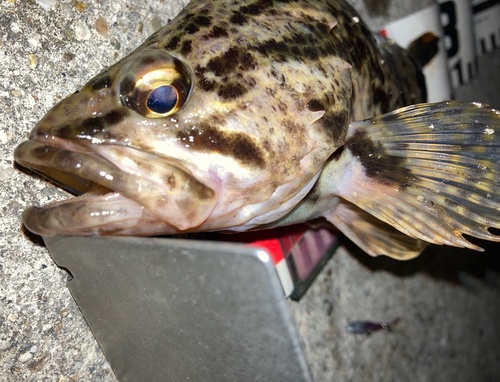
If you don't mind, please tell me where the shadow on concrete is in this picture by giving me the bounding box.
[344,235,500,284]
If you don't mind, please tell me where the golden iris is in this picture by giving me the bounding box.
[119,51,193,118]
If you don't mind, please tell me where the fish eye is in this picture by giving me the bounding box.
[118,51,193,118]
[147,85,179,114]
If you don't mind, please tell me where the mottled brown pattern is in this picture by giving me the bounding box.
[202,25,229,39]
[176,124,266,168]
[16,0,428,237]
[217,82,248,100]
[194,66,217,92]
[154,0,425,144]
[48,110,128,141]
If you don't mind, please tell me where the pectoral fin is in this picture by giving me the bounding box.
[328,102,500,254]
[326,200,427,260]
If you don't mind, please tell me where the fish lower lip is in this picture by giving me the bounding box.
[21,192,178,237]
[14,141,218,235]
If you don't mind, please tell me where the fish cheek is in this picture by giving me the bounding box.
[156,171,218,231]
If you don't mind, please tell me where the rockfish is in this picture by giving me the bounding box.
[14,0,500,260]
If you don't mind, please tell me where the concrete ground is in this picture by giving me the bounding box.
[1,0,499,381]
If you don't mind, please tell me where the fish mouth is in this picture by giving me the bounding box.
[14,139,218,237]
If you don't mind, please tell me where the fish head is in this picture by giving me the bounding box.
[15,6,347,236]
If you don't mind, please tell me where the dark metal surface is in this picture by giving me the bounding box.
[43,235,313,382]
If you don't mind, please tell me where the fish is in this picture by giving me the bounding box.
[13,0,500,260]
[347,317,401,334]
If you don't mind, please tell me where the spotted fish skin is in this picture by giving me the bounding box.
[145,0,425,121]
[18,0,500,261]
[15,0,424,237]
[121,0,424,124]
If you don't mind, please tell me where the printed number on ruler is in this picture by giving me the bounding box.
[472,0,500,55]
[440,0,477,87]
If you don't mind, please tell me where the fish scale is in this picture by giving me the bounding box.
[13,0,500,260]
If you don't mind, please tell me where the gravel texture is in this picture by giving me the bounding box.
[1,0,500,381]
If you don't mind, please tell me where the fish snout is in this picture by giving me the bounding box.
[28,84,128,147]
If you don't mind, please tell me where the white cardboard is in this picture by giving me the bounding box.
[382,3,453,102]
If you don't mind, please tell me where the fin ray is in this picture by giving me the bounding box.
[332,102,500,252]
[326,200,427,260]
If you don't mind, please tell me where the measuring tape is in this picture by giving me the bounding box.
[381,0,499,91]
[381,3,453,100]
[472,0,500,55]
[439,0,477,88]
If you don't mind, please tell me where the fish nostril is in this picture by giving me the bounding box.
[87,97,98,115]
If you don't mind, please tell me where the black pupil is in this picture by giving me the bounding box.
[147,85,178,114]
